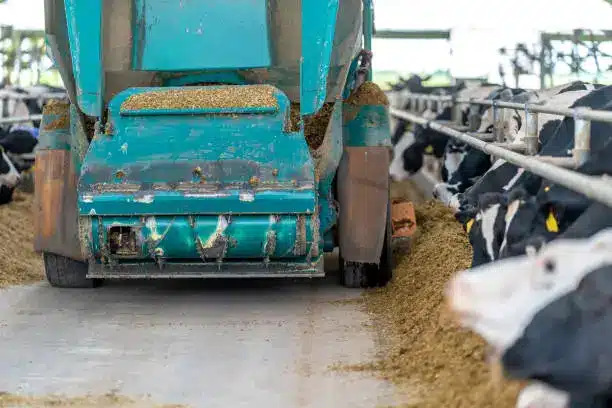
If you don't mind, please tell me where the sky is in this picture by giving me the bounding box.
[2,0,612,83]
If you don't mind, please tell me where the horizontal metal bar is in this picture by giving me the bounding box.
[373,29,451,40]
[88,260,325,279]
[0,114,42,125]
[541,31,612,42]
[468,132,496,142]
[530,156,576,168]
[391,108,612,208]
[491,142,528,153]
[402,92,612,125]
[0,91,66,100]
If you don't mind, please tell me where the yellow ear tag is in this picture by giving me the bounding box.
[466,218,475,234]
[546,210,559,233]
[424,145,434,154]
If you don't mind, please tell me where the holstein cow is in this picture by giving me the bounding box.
[447,228,612,408]
[432,86,528,202]
[475,81,600,142]
[0,87,43,131]
[473,92,612,264]
[500,121,612,261]
[0,129,39,203]
[454,84,612,228]
[0,147,22,204]
[387,75,459,139]
[389,83,504,182]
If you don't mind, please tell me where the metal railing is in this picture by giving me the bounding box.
[0,114,43,125]
[0,90,66,100]
[390,91,612,208]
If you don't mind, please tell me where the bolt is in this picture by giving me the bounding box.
[272,169,279,177]
[249,176,260,186]
[193,166,202,177]
[115,170,125,179]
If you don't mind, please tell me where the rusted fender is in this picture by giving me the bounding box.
[33,101,85,261]
[337,146,389,264]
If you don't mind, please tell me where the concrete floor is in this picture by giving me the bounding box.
[0,255,407,408]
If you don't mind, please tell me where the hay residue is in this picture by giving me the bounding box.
[289,103,334,150]
[42,99,70,115]
[43,116,69,130]
[0,191,43,287]
[120,85,278,111]
[346,81,389,106]
[0,391,186,407]
[349,199,525,408]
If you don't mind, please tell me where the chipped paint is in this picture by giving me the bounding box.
[239,191,255,202]
[82,194,94,203]
[88,208,97,216]
[263,231,277,257]
[202,215,229,249]
[120,143,128,154]
[293,215,307,256]
[145,216,163,241]
[134,194,154,204]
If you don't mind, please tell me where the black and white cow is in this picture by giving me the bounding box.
[432,86,529,201]
[454,84,611,225]
[455,85,612,268]
[447,228,612,408]
[389,83,505,182]
[471,90,612,265]
[0,148,22,204]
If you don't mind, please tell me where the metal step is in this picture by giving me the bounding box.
[87,259,324,279]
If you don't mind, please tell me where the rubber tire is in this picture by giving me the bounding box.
[43,252,102,288]
[339,200,393,288]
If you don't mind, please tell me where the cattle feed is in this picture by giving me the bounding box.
[357,197,525,407]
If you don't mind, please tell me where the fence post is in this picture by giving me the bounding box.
[451,95,461,124]
[468,98,481,131]
[525,108,539,155]
[573,107,591,167]
[492,101,506,142]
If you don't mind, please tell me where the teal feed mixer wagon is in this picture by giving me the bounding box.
[35,0,393,288]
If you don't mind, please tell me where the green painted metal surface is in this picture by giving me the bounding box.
[343,104,391,147]
[78,85,316,216]
[90,214,317,262]
[37,110,71,151]
[63,0,103,117]
[132,0,271,71]
[316,100,343,240]
[300,0,340,115]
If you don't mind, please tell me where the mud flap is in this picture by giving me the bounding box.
[33,149,84,261]
[337,146,389,263]
[33,102,84,261]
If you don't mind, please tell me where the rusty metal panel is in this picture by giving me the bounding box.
[337,146,390,263]
[33,150,84,261]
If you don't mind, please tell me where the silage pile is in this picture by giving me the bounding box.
[0,191,43,287]
[354,182,526,407]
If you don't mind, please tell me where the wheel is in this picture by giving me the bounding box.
[43,252,102,288]
[339,200,393,288]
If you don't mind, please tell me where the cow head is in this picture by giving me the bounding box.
[446,227,612,356]
[476,91,535,143]
[389,132,424,182]
[468,192,508,267]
